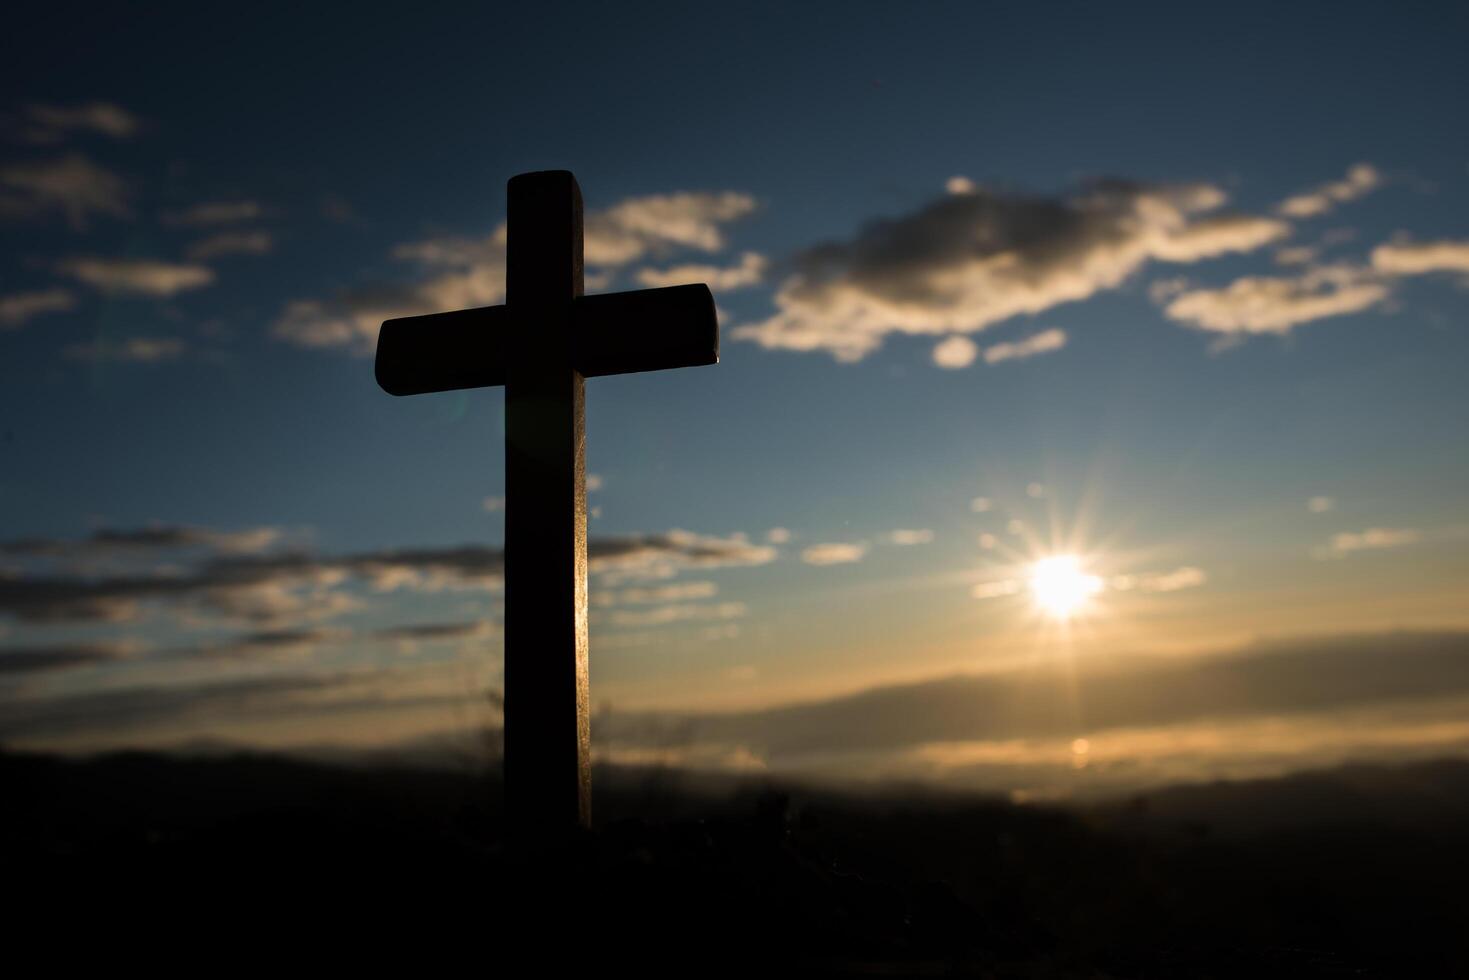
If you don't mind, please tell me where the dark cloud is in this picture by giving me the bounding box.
[234,627,342,647]
[0,529,771,624]
[734,179,1286,362]
[0,642,128,676]
[0,524,282,558]
[600,631,1469,760]
[0,665,470,743]
[371,620,495,641]
[0,672,342,741]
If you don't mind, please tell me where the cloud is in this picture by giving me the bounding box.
[64,337,186,363]
[1308,496,1336,514]
[1134,566,1206,593]
[733,179,1287,362]
[592,581,718,606]
[0,154,129,228]
[162,201,263,226]
[59,258,214,296]
[275,191,756,354]
[1277,164,1381,218]
[585,191,757,263]
[1161,266,1388,335]
[155,626,357,662]
[0,527,771,625]
[972,579,1021,599]
[1,524,284,558]
[370,619,496,643]
[0,663,469,743]
[1322,527,1422,558]
[636,251,766,291]
[590,530,777,581]
[886,529,934,546]
[0,289,75,328]
[186,230,272,261]
[801,542,868,566]
[766,527,791,544]
[0,641,132,676]
[598,631,1469,760]
[605,600,746,628]
[983,327,1067,364]
[274,238,507,353]
[931,335,977,368]
[23,103,139,141]
[1370,240,1469,276]
[1275,246,1319,266]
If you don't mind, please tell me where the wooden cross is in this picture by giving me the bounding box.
[374,171,718,840]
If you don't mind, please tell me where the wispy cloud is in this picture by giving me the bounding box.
[0,289,75,328]
[0,154,129,228]
[1274,245,1320,266]
[162,200,264,226]
[1370,239,1469,276]
[1,523,284,559]
[370,619,496,644]
[1320,527,1422,558]
[935,325,1066,368]
[58,257,214,296]
[733,179,1286,362]
[0,526,771,625]
[585,191,756,263]
[64,337,186,363]
[275,190,757,354]
[186,230,272,261]
[21,102,139,142]
[0,662,470,744]
[592,581,719,607]
[604,600,746,628]
[1276,163,1381,218]
[972,579,1021,599]
[1161,265,1387,335]
[801,542,868,566]
[636,251,766,291]
[1114,566,1207,593]
[983,327,1067,364]
[0,641,135,676]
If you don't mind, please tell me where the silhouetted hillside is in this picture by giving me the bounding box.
[4,748,1467,976]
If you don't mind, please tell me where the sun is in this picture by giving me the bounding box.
[1028,555,1102,620]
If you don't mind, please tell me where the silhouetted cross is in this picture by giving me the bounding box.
[375,171,718,840]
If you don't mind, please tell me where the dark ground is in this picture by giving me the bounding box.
[4,749,1468,977]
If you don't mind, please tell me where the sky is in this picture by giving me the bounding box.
[2,1,1468,798]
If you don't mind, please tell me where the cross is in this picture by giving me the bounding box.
[374,171,718,841]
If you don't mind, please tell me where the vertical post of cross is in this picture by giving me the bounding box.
[503,171,591,840]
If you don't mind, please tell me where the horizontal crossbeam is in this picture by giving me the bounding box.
[374,283,718,396]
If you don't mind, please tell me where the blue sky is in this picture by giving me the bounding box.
[2,1,1468,794]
